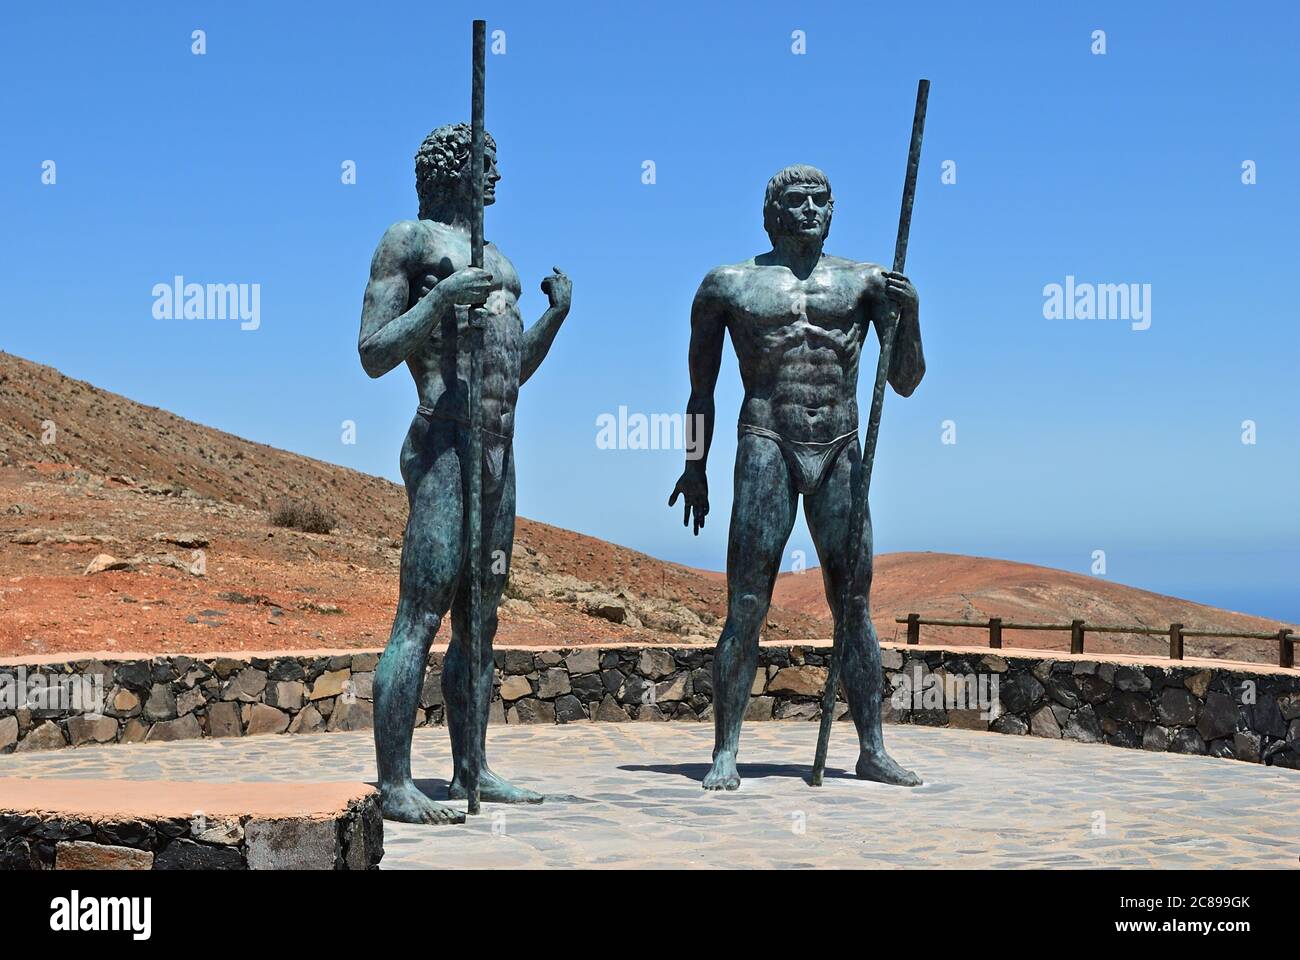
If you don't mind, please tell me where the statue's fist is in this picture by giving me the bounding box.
[668,466,709,536]
[436,266,493,307]
[541,266,572,313]
[882,270,918,314]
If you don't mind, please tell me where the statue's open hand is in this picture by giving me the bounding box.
[540,266,571,313]
[668,468,709,536]
[882,270,918,316]
[433,266,493,307]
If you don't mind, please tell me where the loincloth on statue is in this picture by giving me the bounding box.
[417,405,512,481]
[738,422,859,496]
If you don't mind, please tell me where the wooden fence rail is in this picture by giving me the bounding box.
[894,613,1298,668]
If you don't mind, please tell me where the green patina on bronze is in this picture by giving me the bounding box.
[669,84,931,791]
[358,21,571,824]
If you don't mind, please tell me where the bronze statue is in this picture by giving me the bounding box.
[669,162,925,791]
[359,120,571,823]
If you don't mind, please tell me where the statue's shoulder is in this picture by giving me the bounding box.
[824,255,887,290]
[698,260,757,299]
[822,254,882,273]
[374,219,430,260]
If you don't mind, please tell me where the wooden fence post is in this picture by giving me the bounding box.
[1070,619,1085,654]
[1279,630,1295,669]
[906,613,920,645]
[988,617,1002,649]
[1168,622,1184,661]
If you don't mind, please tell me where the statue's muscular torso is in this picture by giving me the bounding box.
[708,254,890,443]
[401,219,523,438]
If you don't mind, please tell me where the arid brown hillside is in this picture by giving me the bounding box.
[0,351,822,657]
[0,350,1287,664]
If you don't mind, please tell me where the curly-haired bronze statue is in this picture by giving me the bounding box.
[415,123,499,223]
[358,123,571,823]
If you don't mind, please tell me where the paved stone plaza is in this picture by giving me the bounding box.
[1,723,1295,868]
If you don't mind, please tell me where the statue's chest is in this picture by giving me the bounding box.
[412,244,520,302]
[733,274,859,334]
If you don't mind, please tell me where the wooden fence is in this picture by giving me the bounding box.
[894,614,1298,668]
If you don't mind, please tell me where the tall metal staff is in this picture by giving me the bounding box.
[811,79,929,787]
[464,18,487,816]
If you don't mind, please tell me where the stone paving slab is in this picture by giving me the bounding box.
[0,777,374,820]
[0,723,1295,869]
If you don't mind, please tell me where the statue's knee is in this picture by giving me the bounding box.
[418,610,443,635]
[841,593,870,629]
[728,592,767,635]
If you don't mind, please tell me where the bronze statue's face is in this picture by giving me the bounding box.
[774,181,831,240]
[477,148,501,206]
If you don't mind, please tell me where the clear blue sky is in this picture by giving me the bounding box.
[3,2,1297,623]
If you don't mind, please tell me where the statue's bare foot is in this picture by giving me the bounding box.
[449,766,544,804]
[856,749,922,787]
[381,781,466,824]
[702,753,741,790]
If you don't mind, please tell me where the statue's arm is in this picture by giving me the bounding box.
[357,222,443,379]
[519,267,572,386]
[684,271,728,471]
[668,270,727,534]
[868,266,925,397]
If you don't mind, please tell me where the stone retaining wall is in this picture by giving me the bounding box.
[0,785,382,870]
[2,644,1298,769]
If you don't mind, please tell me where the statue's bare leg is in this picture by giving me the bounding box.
[373,419,467,823]
[705,433,797,790]
[445,447,543,804]
[804,444,921,786]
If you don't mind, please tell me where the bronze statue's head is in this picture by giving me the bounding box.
[415,123,500,221]
[763,164,833,245]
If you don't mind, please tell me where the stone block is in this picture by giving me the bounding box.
[265,680,305,711]
[246,704,291,736]
[307,669,348,701]
[55,840,153,870]
[1196,691,1236,742]
[67,715,118,746]
[499,676,532,701]
[221,667,268,702]
[144,684,177,720]
[326,698,373,732]
[16,722,66,752]
[288,704,324,734]
[554,695,586,723]
[145,714,202,742]
[206,701,243,738]
[594,694,629,722]
[509,698,555,725]
[1157,688,1200,726]
[246,817,338,870]
[536,668,571,699]
[767,666,827,697]
[564,648,600,675]
[637,649,676,680]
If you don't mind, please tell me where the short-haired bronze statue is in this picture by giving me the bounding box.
[359,115,571,823]
[669,154,926,791]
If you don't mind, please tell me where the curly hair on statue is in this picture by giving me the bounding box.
[415,123,497,220]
